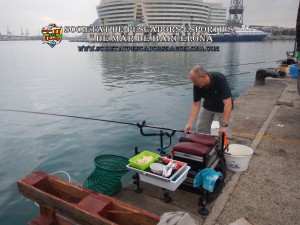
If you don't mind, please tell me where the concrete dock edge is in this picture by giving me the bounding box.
[203,96,282,225]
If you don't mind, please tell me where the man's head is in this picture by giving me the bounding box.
[189,66,210,88]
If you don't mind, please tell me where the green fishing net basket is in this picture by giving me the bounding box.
[83,154,129,196]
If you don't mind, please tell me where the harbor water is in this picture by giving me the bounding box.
[0,40,295,224]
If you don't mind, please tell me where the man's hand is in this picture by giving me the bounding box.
[218,126,227,136]
[185,102,200,134]
[184,124,192,133]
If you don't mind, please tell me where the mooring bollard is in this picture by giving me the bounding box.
[255,69,279,85]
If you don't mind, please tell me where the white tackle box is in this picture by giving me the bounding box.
[127,162,190,191]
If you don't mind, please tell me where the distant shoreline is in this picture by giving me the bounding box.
[264,35,295,41]
[0,36,295,42]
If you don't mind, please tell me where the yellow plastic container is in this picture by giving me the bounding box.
[129,151,159,170]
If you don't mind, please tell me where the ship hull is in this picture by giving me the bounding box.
[212,34,267,42]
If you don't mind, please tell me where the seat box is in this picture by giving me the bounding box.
[172,142,219,171]
[182,134,218,146]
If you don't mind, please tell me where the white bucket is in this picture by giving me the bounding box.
[210,121,219,136]
[224,144,253,172]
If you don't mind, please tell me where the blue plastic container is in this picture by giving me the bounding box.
[289,64,299,78]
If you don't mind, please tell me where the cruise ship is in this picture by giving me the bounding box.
[212,25,267,42]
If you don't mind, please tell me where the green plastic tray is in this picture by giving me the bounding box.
[129,151,159,170]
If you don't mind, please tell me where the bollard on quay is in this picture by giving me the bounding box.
[255,69,279,85]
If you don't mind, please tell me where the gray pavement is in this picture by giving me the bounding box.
[214,78,300,225]
[115,77,300,225]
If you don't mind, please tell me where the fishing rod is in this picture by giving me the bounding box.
[0,108,233,153]
[0,108,194,153]
[208,59,280,69]
[0,108,188,133]
[226,72,250,77]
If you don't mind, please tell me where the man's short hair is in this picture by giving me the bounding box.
[192,66,207,77]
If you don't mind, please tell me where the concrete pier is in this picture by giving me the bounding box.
[115,77,300,225]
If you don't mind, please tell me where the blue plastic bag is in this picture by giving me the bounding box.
[193,168,222,192]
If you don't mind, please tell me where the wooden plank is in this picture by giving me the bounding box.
[106,201,160,225]
[17,174,117,225]
[17,171,160,225]
[33,176,90,204]
[28,215,55,225]
[77,194,111,216]
[28,214,76,225]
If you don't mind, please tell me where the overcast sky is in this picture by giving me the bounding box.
[0,0,298,36]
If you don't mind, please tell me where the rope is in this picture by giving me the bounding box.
[51,170,71,182]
